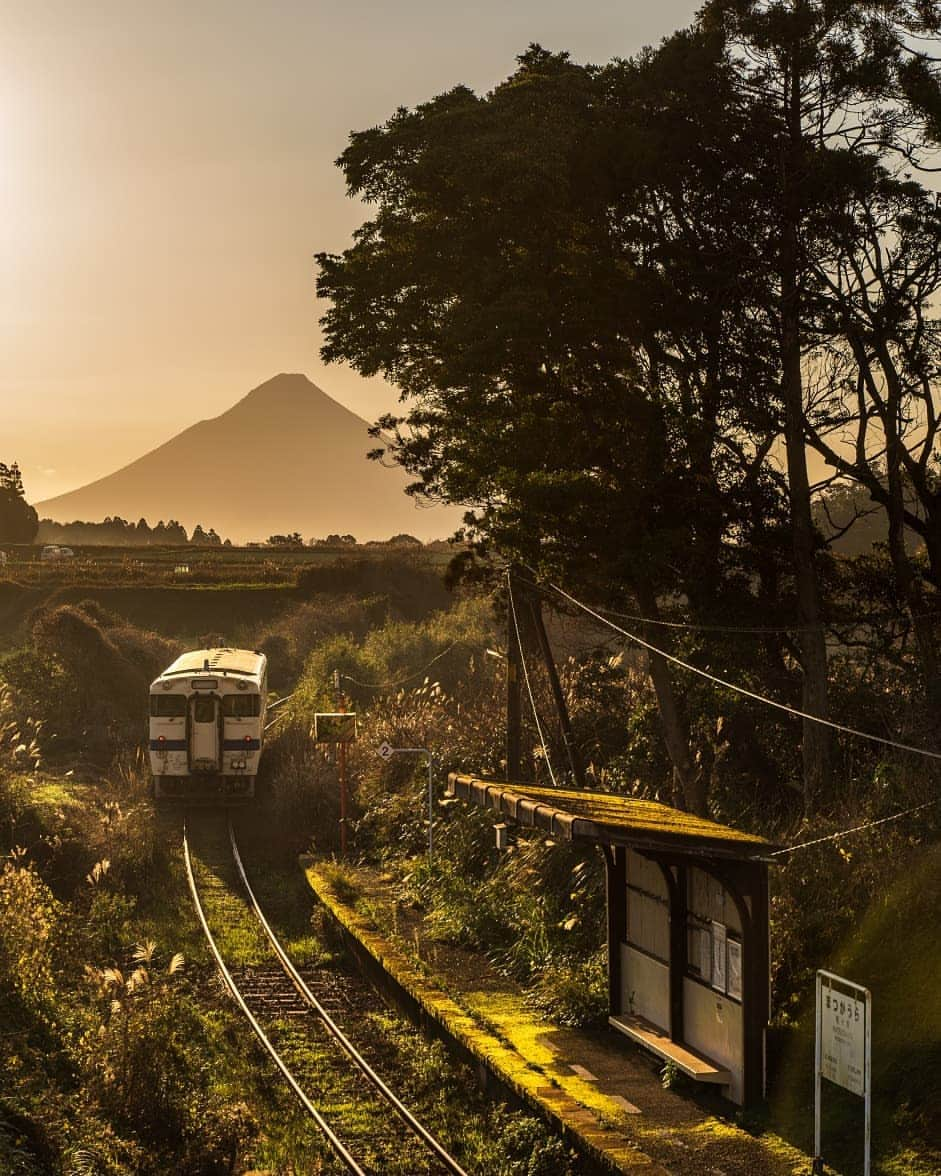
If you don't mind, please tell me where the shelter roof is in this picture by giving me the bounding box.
[447,774,780,862]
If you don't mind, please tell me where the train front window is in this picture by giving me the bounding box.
[193,696,216,723]
[222,693,260,718]
[151,694,186,717]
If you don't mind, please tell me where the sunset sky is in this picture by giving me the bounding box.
[3,0,699,503]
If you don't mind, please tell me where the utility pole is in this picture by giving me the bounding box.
[506,565,523,781]
[528,594,586,789]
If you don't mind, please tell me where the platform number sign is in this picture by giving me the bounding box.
[815,971,871,1176]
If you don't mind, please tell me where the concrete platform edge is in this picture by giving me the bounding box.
[301,855,666,1175]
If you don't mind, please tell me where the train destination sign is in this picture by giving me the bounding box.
[315,713,358,742]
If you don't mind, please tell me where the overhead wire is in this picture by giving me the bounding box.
[516,571,941,636]
[769,798,940,856]
[543,576,941,764]
[507,571,559,788]
[340,641,464,690]
[531,574,941,853]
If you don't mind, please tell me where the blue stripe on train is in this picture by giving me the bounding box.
[150,739,187,751]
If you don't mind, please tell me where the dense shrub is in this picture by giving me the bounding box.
[3,602,179,762]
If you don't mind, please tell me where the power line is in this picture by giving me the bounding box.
[507,571,559,788]
[771,798,940,856]
[517,571,941,637]
[543,577,941,764]
[340,641,465,690]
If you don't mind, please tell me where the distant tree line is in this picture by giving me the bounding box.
[36,517,229,547]
[0,463,39,544]
[266,532,423,548]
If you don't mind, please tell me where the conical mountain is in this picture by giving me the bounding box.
[36,374,459,543]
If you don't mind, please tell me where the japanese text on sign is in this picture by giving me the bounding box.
[820,979,866,1096]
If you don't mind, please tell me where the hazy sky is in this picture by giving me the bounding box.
[3,0,700,502]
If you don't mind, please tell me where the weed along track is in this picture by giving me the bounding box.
[182,811,468,1176]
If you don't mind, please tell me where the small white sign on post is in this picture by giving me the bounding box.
[711,921,727,993]
[815,970,871,1176]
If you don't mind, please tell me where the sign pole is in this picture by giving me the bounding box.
[377,742,434,862]
[865,991,872,1176]
[814,971,823,1174]
[427,752,433,861]
[334,670,347,856]
[313,706,358,856]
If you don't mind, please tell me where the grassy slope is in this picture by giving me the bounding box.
[771,842,941,1174]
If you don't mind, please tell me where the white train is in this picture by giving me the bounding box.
[149,648,267,800]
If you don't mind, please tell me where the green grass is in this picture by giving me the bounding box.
[770,841,941,1174]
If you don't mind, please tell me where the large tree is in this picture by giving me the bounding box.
[699,0,941,806]
[318,42,789,813]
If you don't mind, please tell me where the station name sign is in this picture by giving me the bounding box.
[314,713,357,743]
[815,969,871,1175]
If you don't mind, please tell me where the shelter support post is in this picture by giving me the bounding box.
[743,862,770,1104]
[604,845,626,1015]
[657,861,688,1043]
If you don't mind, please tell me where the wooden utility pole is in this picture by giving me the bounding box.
[506,566,523,781]
[528,594,586,789]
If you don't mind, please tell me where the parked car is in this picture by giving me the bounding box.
[40,545,75,562]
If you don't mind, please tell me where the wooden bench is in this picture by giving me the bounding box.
[609,1013,731,1085]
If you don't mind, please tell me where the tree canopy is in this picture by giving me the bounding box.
[317,10,941,813]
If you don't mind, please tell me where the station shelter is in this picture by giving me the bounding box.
[447,773,779,1107]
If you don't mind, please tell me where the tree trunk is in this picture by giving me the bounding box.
[781,50,831,814]
[634,581,708,815]
[877,348,941,717]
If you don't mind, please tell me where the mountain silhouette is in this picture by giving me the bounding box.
[36,374,460,543]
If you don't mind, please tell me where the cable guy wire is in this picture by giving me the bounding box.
[770,798,940,856]
[507,571,559,788]
[544,578,941,764]
[340,641,464,690]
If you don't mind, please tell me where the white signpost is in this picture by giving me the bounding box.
[815,970,871,1176]
[375,743,435,860]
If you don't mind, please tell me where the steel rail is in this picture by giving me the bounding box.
[228,819,469,1176]
[182,818,367,1176]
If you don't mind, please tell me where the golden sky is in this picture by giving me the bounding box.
[2,1,699,503]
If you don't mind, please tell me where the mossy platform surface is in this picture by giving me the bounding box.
[302,857,811,1176]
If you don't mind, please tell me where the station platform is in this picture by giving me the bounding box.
[300,857,810,1176]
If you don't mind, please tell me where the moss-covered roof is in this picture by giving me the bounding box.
[447,774,779,861]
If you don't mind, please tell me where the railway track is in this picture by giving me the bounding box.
[183,813,469,1176]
